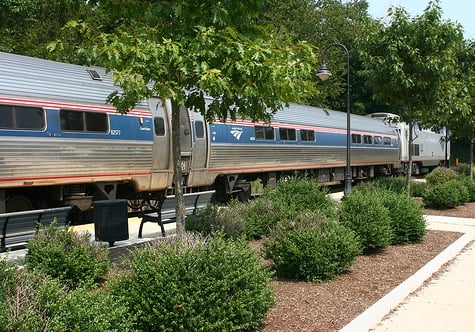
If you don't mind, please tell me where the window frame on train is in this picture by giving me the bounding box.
[0,104,45,130]
[279,127,296,141]
[300,129,315,142]
[59,109,108,133]
[255,125,275,140]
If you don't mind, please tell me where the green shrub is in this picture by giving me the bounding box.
[338,190,393,253]
[185,203,247,238]
[425,167,459,185]
[0,266,133,332]
[49,287,136,331]
[108,232,275,332]
[454,163,472,176]
[380,191,426,244]
[25,221,110,288]
[261,177,336,219]
[423,180,469,209]
[240,197,288,239]
[365,176,407,194]
[458,175,475,202]
[264,212,360,282]
[187,197,293,240]
[410,180,428,198]
[0,259,17,329]
[0,268,68,332]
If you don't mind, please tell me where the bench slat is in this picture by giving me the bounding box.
[1,206,72,252]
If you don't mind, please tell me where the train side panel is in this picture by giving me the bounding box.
[0,52,172,213]
[204,104,400,199]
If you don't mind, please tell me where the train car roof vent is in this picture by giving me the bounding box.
[85,68,102,81]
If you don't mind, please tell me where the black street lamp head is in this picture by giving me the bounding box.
[317,61,332,81]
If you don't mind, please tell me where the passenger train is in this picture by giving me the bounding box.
[0,52,448,220]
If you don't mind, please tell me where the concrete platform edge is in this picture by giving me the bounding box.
[339,233,473,332]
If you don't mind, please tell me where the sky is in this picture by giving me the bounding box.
[364,0,475,40]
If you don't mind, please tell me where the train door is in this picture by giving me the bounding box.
[179,105,193,176]
[191,111,208,170]
[149,98,172,190]
[186,110,212,187]
[398,122,409,162]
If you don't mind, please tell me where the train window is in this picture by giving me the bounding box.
[0,104,45,130]
[374,136,383,145]
[255,125,274,140]
[383,137,391,145]
[85,112,108,132]
[411,144,420,156]
[300,129,315,142]
[363,135,373,144]
[279,127,296,141]
[60,109,108,133]
[154,117,166,136]
[351,134,362,144]
[60,110,84,131]
[195,121,205,138]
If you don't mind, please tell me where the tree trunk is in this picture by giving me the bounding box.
[170,99,186,235]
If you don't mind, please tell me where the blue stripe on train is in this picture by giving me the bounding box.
[0,109,153,141]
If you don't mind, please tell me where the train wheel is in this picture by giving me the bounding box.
[5,195,34,212]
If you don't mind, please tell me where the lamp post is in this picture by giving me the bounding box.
[317,43,352,195]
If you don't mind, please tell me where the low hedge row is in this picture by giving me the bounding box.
[1,174,451,330]
[1,227,274,331]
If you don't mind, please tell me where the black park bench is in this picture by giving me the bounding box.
[138,190,215,238]
[0,206,73,252]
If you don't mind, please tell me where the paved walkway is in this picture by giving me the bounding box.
[343,215,475,332]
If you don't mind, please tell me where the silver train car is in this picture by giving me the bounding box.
[368,113,449,174]
[1,52,403,219]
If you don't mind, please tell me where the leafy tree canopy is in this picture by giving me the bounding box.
[360,0,466,127]
[51,0,316,122]
[0,0,91,58]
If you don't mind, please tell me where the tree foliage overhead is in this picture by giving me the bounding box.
[260,0,380,114]
[360,1,466,126]
[0,0,92,58]
[52,0,316,122]
[360,0,468,188]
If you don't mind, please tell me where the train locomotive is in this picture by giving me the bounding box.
[0,52,448,220]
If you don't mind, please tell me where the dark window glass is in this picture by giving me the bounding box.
[363,135,373,144]
[195,121,204,138]
[255,125,274,140]
[279,127,296,141]
[374,136,383,145]
[0,105,14,128]
[384,137,391,145]
[60,109,108,133]
[411,144,420,156]
[85,112,108,132]
[351,134,362,144]
[300,129,315,142]
[0,104,44,130]
[154,117,165,136]
[60,110,84,131]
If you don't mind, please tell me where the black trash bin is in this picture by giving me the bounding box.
[94,199,129,247]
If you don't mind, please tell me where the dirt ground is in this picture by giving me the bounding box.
[259,202,474,332]
[109,202,474,332]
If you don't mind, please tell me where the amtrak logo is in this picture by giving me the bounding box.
[230,127,244,140]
